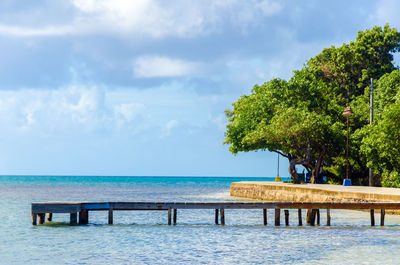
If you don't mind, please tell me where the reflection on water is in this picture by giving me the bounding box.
[1,176,400,264]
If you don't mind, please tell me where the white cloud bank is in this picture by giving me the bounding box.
[0,0,283,38]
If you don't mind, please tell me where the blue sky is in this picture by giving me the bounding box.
[0,0,399,177]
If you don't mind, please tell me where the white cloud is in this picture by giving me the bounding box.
[0,24,75,37]
[133,56,202,78]
[0,0,283,38]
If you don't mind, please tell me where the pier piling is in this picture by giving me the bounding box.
[31,213,37,225]
[380,209,385,226]
[326,209,331,226]
[79,210,89,225]
[220,208,225,225]
[215,209,219,225]
[38,213,45,224]
[298,209,302,226]
[70,213,77,225]
[284,210,289,226]
[275,209,280,226]
[173,209,177,225]
[168,208,172,225]
[309,209,317,226]
[108,210,113,225]
[370,209,375,226]
[316,209,320,225]
[263,209,267,226]
[47,213,53,222]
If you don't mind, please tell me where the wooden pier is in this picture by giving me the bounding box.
[31,201,400,227]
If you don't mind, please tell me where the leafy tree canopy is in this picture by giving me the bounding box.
[224,25,400,185]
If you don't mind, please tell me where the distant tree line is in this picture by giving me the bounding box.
[224,25,400,187]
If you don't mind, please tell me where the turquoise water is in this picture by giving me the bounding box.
[1,176,400,264]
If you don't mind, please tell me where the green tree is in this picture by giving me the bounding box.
[224,25,400,185]
[360,70,400,187]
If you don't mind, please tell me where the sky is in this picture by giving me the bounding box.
[0,0,399,177]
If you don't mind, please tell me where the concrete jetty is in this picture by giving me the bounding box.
[230,181,400,202]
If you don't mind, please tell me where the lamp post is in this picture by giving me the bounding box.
[275,153,281,182]
[343,106,353,186]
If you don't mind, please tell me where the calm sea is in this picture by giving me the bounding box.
[1,175,400,264]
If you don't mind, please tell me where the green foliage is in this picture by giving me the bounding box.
[224,25,400,186]
[374,70,400,112]
[361,102,400,187]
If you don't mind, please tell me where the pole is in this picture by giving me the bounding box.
[346,115,349,180]
[277,153,280,178]
[369,78,374,186]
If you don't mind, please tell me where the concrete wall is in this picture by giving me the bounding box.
[230,182,400,202]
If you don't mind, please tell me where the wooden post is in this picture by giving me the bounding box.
[168,208,172,225]
[70,212,77,225]
[309,209,316,226]
[284,210,289,226]
[38,213,46,224]
[370,209,375,226]
[316,209,320,225]
[327,209,331,226]
[32,213,38,225]
[47,213,53,222]
[298,209,302,226]
[173,209,177,225]
[215,209,219,225]
[380,209,385,226]
[108,210,113,225]
[263,209,267,226]
[220,208,225,225]
[274,209,280,226]
[306,209,311,224]
[79,210,88,225]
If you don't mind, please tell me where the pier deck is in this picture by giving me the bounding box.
[31,201,400,227]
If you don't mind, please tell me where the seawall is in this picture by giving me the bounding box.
[230,182,400,202]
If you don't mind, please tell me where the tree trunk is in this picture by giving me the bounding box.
[289,158,300,183]
[289,157,311,184]
[311,146,327,184]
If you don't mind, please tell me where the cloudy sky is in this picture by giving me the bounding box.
[0,0,399,177]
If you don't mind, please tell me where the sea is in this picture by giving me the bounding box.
[1,175,400,265]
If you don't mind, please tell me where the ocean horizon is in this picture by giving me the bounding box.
[2,175,400,264]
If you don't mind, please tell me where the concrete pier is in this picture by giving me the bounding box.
[230,182,400,203]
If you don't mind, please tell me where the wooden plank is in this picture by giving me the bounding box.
[327,209,331,226]
[32,203,82,213]
[263,209,267,226]
[173,209,177,225]
[275,209,280,226]
[215,209,219,225]
[380,209,385,226]
[47,213,53,222]
[370,209,375,226]
[298,209,302,226]
[220,208,225,225]
[284,210,289,226]
[70,213,77,225]
[168,208,172,225]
